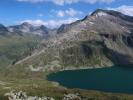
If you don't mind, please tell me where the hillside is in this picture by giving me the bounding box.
[0,23,47,70]
[0,35,43,69]
[11,9,133,74]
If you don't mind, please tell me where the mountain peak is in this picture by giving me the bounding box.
[91,9,110,16]
[0,24,9,35]
[21,22,32,27]
[92,9,106,13]
[91,9,131,17]
[91,9,127,17]
[40,25,47,29]
[0,24,8,31]
[90,9,133,22]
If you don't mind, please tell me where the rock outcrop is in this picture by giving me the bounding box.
[20,9,133,71]
[5,91,55,100]
[63,93,81,100]
[5,91,83,100]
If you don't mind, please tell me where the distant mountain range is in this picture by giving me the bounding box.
[0,9,133,71]
[0,22,51,37]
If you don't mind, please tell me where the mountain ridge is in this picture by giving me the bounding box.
[9,9,132,74]
[7,22,50,37]
[0,9,133,69]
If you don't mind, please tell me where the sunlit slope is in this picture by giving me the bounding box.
[0,34,41,69]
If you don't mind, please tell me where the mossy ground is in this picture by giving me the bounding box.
[0,70,133,100]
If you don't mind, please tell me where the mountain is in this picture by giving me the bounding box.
[12,9,133,72]
[57,20,81,34]
[91,9,133,22]
[0,24,9,35]
[0,9,133,100]
[8,22,49,37]
[0,23,45,69]
[55,9,133,66]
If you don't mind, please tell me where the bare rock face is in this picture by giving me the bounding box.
[42,9,133,68]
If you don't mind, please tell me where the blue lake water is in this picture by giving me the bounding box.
[47,66,133,93]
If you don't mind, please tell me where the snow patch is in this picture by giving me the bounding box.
[96,12,107,17]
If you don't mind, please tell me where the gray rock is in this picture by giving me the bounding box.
[5,91,55,100]
[62,93,81,100]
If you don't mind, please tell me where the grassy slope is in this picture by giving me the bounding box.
[0,34,41,69]
[1,70,133,100]
[0,46,132,99]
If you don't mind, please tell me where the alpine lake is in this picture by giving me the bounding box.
[47,65,133,94]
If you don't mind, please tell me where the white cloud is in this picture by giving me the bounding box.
[52,0,79,5]
[16,0,115,5]
[65,8,83,17]
[57,10,65,17]
[38,13,44,17]
[19,18,79,28]
[54,8,83,17]
[108,5,133,16]
[17,0,47,3]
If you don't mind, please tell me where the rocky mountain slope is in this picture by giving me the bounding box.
[56,9,133,65]
[0,9,133,100]
[0,24,46,69]
[11,9,133,73]
[0,22,57,69]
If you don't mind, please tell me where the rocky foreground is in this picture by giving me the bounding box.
[5,91,81,100]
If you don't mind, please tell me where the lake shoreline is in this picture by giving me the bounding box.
[47,65,133,94]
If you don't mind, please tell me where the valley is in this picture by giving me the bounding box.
[0,9,133,100]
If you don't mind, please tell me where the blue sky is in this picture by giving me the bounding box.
[0,0,133,28]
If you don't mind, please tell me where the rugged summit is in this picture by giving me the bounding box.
[8,22,49,36]
[56,9,133,65]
